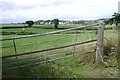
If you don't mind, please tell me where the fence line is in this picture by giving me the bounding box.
[2,44,96,65]
[1,31,96,49]
[8,50,95,70]
[2,23,101,71]
[1,24,98,41]
[2,39,97,59]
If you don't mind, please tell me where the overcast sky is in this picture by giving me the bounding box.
[1,0,120,23]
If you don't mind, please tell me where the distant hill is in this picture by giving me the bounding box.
[97,18,110,20]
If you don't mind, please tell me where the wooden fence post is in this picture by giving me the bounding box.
[96,22,105,63]
[118,1,120,77]
[117,23,120,78]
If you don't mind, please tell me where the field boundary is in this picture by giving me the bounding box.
[1,24,98,41]
[2,23,105,71]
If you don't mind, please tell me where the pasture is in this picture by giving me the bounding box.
[1,23,118,78]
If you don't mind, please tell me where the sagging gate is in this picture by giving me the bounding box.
[1,23,105,72]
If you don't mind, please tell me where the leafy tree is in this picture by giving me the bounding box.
[25,20,34,27]
[112,12,120,26]
[105,12,120,26]
[53,18,59,29]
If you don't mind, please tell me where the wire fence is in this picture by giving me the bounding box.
[1,24,99,71]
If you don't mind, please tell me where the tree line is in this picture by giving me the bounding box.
[25,18,59,29]
[104,12,120,26]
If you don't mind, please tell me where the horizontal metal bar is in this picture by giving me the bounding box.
[16,31,96,46]
[6,50,95,70]
[2,44,96,64]
[2,31,96,48]
[44,45,96,58]
[1,35,73,48]
[2,34,75,48]
[1,24,98,41]
[2,50,74,66]
[1,39,97,59]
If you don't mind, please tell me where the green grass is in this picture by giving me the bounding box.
[2,28,55,34]
[1,24,118,78]
[1,24,27,28]
[2,51,118,78]
[104,30,118,47]
[1,24,79,35]
[3,56,84,78]
[1,24,81,34]
[1,24,114,36]
[2,32,96,56]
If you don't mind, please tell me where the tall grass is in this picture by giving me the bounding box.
[104,29,118,56]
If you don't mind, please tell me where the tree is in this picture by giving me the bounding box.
[53,18,59,29]
[25,20,34,27]
[105,12,120,26]
[112,12,120,26]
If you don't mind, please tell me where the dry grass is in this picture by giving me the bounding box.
[104,29,118,56]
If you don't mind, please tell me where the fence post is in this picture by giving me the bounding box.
[13,39,19,67]
[118,2,120,78]
[96,22,105,63]
[117,23,120,78]
[73,29,78,55]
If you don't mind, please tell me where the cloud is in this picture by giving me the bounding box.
[1,0,120,23]
[2,1,15,11]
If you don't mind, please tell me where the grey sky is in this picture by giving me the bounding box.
[1,0,120,23]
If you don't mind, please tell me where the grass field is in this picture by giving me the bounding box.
[1,24,118,78]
